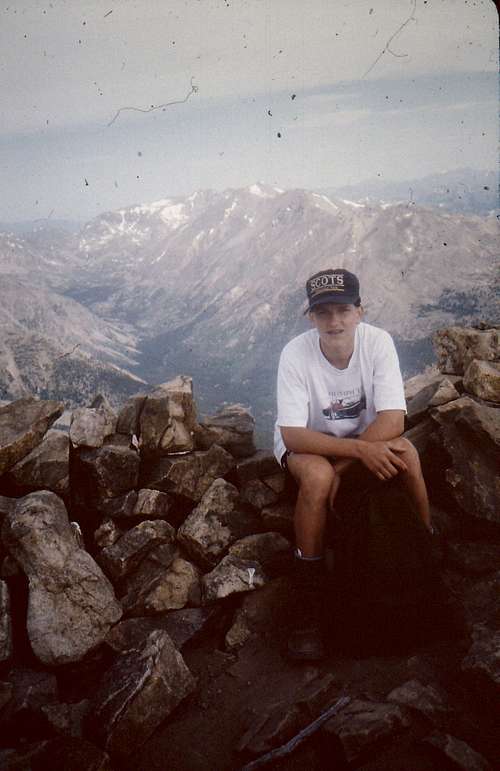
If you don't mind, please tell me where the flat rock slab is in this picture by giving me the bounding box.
[74,445,140,500]
[2,491,122,665]
[0,397,63,476]
[88,629,196,763]
[141,444,235,501]
[322,698,412,763]
[105,607,218,652]
[123,557,201,616]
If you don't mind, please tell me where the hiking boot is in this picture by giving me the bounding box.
[287,554,326,661]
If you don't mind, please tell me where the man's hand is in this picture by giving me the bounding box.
[357,439,408,481]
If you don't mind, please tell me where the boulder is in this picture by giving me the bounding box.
[106,607,218,653]
[87,630,196,762]
[202,554,266,603]
[100,520,175,582]
[425,732,492,771]
[2,430,69,498]
[73,445,140,501]
[123,557,201,616]
[0,397,63,476]
[431,397,500,525]
[97,490,138,518]
[120,542,178,606]
[461,624,500,709]
[446,541,500,576]
[433,327,499,375]
[1,491,122,666]
[195,404,256,458]
[387,679,448,720]
[139,375,197,455]
[94,518,123,549]
[69,396,117,449]
[240,479,279,509]
[228,532,291,570]
[132,488,174,519]
[23,736,113,771]
[116,393,147,436]
[177,479,261,569]
[236,450,280,484]
[261,501,295,535]
[41,699,90,738]
[225,577,290,650]
[0,666,58,732]
[141,444,235,501]
[463,360,500,402]
[0,579,12,662]
[322,698,412,763]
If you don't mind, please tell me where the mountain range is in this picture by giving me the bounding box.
[0,176,498,442]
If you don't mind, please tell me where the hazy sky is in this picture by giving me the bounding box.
[1,0,497,222]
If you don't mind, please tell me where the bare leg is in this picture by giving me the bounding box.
[287,454,339,557]
[389,438,432,530]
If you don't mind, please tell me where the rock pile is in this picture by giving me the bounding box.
[0,330,498,770]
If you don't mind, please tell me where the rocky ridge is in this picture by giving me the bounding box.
[0,325,498,770]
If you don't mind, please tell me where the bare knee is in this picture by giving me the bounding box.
[394,438,421,476]
[291,455,336,502]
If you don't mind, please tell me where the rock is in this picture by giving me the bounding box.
[0,555,20,579]
[40,699,90,738]
[88,630,196,762]
[116,393,147,436]
[461,624,500,709]
[94,518,123,549]
[202,554,266,603]
[32,736,113,771]
[404,368,443,400]
[236,450,280,484]
[0,667,58,732]
[446,541,500,576]
[100,520,175,582]
[431,397,500,525]
[387,679,448,720]
[69,397,117,449]
[132,489,174,519]
[139,375,197,455]
[0,397,63,476]
[425,732,492,771]
[70,521,85,550]
[463,360,500,402]
[141,444,236,501]
[74,445,140,501]
[106,607,218,652]
[240,479,279,509]
[460,571,500,628]
[97,490,138,519]
[0,680,13,711]
[195,404,256,458]
[228,532,290,570]
[177,479,261,569]
[262,472,286,495]
[0,579,13,662]
[433,327,499,375]
[2,491,122,666]
[322,698,412,763]
[120,542,178,606]
[123,557,201,616]
[406,379,459,426]
[2,430,69,498]
[225,577,290,650]
[261,501,294,535]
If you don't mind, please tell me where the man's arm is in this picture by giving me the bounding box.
[280,409,407,480]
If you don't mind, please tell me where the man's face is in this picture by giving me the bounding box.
[309,302,362,343]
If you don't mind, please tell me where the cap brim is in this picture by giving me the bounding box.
[304,293,360,314]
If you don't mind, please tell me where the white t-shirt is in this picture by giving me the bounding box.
[274,322,406,463]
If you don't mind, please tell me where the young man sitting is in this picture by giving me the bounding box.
[274,268,432,661]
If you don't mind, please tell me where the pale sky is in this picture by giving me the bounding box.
[0,0,497,222]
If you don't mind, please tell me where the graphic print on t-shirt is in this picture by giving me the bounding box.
[322,384,367,421]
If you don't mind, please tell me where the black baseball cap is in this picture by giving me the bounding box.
[305,268,361,312]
